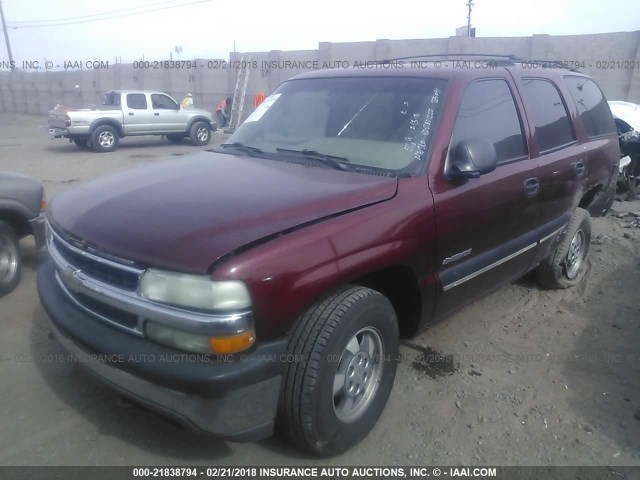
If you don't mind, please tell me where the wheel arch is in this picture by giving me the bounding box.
[350,264,422,338]
[89,119,124,137]
[187,116,213,131]
[0,206,32,238]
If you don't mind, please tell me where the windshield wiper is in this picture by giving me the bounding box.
[219,142,264,156]
[275,148,349,171]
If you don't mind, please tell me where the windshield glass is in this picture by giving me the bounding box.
[227,77,447,174]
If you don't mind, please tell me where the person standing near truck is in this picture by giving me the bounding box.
[215,96,232,127]
[180,93,194,109]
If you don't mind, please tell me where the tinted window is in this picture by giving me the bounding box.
[126,93,147,110]
[521,78,575,152]
[564,77,616,137]
[151,94,178,110]
[450,79,527,164]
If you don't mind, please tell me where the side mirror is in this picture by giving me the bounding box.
[448,138,498,179]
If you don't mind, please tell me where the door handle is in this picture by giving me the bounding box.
[128,112,134,116]
[154,113,160,116]
[524,177,539,197]
[574,161,586,177]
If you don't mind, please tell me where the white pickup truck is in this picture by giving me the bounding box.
[48,90,216,152]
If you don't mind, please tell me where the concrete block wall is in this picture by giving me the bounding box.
[1,31,638,121]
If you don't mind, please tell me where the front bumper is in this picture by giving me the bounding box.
[37,260,286,440]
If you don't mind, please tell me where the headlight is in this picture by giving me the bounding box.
[145,321,255,354]
[139,269,251,311]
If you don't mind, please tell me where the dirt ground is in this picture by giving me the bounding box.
[0,114,638,466]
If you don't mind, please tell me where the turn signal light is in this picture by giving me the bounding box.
[208,331,255,354]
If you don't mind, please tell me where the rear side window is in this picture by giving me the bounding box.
[521,78,575,153]
[103,92,121,106]
[564,77,616,138]
[126,94,147,110]
[450,79,527,164]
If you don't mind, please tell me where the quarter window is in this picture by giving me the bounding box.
[450,79,527,164]
[564,77,616,138]
[521,78,575,153]
[126,93,147,110]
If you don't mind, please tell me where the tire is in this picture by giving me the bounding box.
[71,136,88,148]
[91,125,119,153]
[536,208,591,289]
[166,134,184,144]
[277,285,399,456]
[0,221,21,296]
[189,121,211,146]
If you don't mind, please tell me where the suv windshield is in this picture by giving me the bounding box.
[227,77,447,174]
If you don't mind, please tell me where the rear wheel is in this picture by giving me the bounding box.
[71,136,88,148]
[166,134,184,144]
[91,125,119,153]
[277,286,399,456]
[536,208,591,289]
[0,221,21,296]
[189,122,211,146]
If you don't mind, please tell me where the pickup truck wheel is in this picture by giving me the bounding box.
[0,221,21,296]
[71,136,88,148]
[536,208,591,289]
[278,286,399,456]
[166,134,184,144]
[91,125,119,153]
[189,122,211,146]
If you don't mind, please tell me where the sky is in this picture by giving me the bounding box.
[0,0,639,66]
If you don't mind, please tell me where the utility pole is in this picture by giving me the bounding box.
[466,0,474,38]
[0,0,15,69]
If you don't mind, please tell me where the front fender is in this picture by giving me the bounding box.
[211,177,436,339]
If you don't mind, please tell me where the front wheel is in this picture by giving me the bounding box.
[189,122,211,146]
[0,221,21,296]
[536,207,591,289]
[278,286,399,456]
[91,125,119,153]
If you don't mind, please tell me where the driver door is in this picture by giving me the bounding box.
[431,78,539,318]
[150,93,184,133]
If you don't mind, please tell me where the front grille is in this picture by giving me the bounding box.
[52,236,140,291]
[48,224,145,334]
[74,292,139,329]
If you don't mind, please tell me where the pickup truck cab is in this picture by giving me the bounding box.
[48,90,216,152]
[38,60,618,456]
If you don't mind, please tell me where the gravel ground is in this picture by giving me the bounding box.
[0,114,638,466]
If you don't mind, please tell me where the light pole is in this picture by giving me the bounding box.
[466,0,474,38]
[0,0,14,68]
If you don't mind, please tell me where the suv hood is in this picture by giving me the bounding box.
[48,151,398,273]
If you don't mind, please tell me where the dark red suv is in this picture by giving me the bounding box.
[38,58,619,456]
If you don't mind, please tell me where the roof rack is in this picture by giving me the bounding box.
[378,53,582,72]
[379,53,524,64]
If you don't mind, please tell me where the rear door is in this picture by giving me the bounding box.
[515,76,582,262]
[122,93,154,134]
[431,77,539,318]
